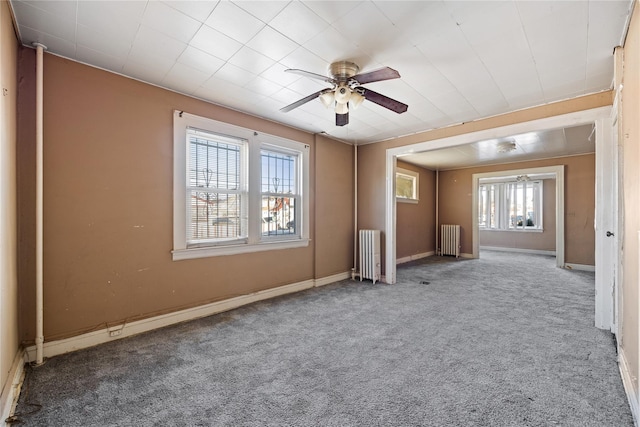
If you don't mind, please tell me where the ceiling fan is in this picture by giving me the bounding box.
[280,61,408,127]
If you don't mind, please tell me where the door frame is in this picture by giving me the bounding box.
[471,165,565,266]
[385,106,612,292]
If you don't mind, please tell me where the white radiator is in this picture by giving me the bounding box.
[359,229,381,284]
[440,224,460,258]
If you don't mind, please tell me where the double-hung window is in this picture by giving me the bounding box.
[186,129,247,246]
[173,111,309,260]
[478,179,543,231]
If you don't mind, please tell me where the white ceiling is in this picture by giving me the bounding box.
[398,123,595,170]
[9,1,632,145]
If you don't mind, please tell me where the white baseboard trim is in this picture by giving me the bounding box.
[564,263,596,272]
[397,251,435,265]
[619,349,639,425]
[314,271,351,287]
[480,246,556,256]
[26,277,351,362]
[1,349,26,427]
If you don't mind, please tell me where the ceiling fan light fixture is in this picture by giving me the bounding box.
[497,140,517,153]
[319,91,335,108]
[334,86,351,104]
[350,91,365,109]
[335,102,349,115]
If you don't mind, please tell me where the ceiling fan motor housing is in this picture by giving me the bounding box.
[330,61,360,81]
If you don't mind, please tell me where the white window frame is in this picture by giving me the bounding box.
[396,168,419,203]
[173,111,310,261]
[478,179,543,232]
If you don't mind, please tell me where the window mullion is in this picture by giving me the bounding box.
[247,137,261,244]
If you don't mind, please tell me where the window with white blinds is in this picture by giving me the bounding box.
[186,128,247,245]
[173,111,310,260]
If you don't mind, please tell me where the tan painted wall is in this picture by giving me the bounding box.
[0,0,19,413]
[358,92,611,273]
[16,52,353,342]
[440,155,595,264]
[620,0,640,396]
[315,136,354,278]
[479,179,556,251]
[396,160,436,260]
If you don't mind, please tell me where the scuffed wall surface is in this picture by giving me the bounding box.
[16,53,352,342]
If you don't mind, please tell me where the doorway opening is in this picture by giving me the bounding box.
[384,106,615,332]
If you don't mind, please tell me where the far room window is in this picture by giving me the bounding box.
[478,179,543,231]
[396,168,419,203]
[173,111,310,260]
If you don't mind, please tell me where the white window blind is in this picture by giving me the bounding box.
[186,128,247,246]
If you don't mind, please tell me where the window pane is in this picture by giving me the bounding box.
[396,174,415,199]
[188,190,242,241]
[525,184,535,227]
[188,133,240,190]
[261,150,296,194]
[261,196,296,236]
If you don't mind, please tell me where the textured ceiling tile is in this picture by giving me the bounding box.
[142,1,201,43]
[189,25,242,61]
[269,2,329,45]
[246,26,299,62]
[205,1,265,44]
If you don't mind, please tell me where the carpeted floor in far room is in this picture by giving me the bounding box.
[11,251,633,426]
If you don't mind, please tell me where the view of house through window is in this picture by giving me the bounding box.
[187,129,246,244]
[479,178,543,231]
[261,149,297,237]
[174,111,310,260]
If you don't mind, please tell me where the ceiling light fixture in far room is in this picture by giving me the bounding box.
[497,140,517,153]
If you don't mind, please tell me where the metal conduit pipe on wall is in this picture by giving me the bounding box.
[352,144,358,280]
[34,42,46,366]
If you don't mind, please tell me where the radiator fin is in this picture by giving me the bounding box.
[359,229,381,284]
[440,224,460,258]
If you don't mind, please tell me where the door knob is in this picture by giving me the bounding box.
[606,231,615,237]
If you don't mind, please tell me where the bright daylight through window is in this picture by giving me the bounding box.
[173,111,309,260]
[396,168,419,203]
[479,178,543,231]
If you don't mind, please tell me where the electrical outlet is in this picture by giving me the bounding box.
[109,329,122,337]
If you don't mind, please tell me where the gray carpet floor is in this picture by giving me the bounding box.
[11,251,633,426]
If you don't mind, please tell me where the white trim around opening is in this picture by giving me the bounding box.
[385,105,611,285]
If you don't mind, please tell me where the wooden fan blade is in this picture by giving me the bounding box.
[280,89,327,113]
[353,67,400,85]
[358,87,408,114]
[336,112,349,126]
[285,69,335,84]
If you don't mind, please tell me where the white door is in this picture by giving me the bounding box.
[594,117,619,332]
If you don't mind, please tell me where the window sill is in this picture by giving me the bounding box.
[479,228,544,233]
[397,198,419,204]
[172,238,310,261]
